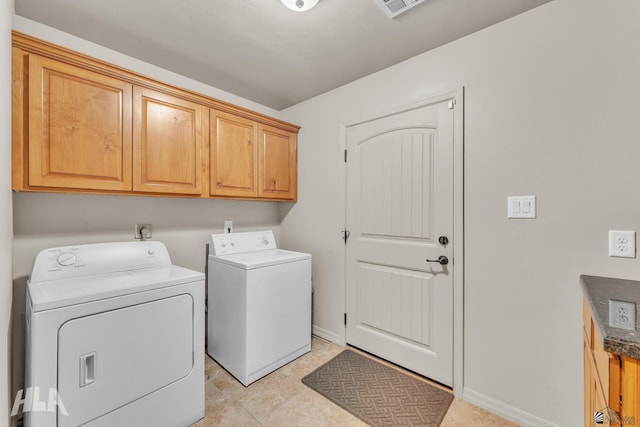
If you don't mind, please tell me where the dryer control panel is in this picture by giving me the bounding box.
[210,231,277,256]
[29,241,172,283]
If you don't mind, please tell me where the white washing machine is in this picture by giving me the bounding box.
[24,241,205,427]
[207,231,311,386]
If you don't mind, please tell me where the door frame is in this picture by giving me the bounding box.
[341,88,464,395]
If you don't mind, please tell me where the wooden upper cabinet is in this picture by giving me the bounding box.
[27,54,133,191]
[258,124,297,200]
[210,110,258,197]
[12,33,300,200]
[133,87,204,195]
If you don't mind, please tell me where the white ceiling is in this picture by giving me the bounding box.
[14,0,551,110]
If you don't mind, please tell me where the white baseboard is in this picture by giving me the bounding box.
[462,387,562,427]
[312,325,343,345]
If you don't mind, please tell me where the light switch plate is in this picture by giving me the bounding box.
[608,230,636,258]
[609,299,636,331]
[507,196,536,219]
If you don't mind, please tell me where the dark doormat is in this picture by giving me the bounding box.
[302,350,453,427]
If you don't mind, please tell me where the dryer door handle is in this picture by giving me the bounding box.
[80,352,96,388]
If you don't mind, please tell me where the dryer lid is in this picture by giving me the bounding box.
[27,241,203,312]
[27,265,204,312]
[28,265,204,312]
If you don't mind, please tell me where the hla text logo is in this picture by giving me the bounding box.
[11,387,68,417]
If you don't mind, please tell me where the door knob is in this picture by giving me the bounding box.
[426,255,449,266]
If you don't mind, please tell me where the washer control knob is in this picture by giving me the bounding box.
[57,252,77,267]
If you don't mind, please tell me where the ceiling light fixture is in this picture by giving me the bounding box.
[280,0,319,12]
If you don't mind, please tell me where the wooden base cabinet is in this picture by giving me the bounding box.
[12,32,299,201]
[584,298,639,426]
[620,357,640,425]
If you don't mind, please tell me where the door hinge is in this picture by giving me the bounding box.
[342,230,351,244]
[344,149,348,163]
[448,99,456,109]
[344,313,347,326]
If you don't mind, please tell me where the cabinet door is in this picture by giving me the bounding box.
[133,87,204,195]
[13,47,28,190]
[258,124,297,200]
[28,55,132,191]
[210,110,258,197]
[585,332,594,427]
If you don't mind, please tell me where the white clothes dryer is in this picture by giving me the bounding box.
[207,231,311,386]
[24,241,205,427]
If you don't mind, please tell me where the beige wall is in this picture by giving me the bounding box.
[2,0,14,424]
[279,1,640,426]
[12,193,281,278]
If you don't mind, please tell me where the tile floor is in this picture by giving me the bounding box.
[194,337,518,427]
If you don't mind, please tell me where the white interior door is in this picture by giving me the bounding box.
[345,97,455,386]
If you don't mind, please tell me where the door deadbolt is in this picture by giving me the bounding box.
[438,236,449,246]
[426,255,449,266]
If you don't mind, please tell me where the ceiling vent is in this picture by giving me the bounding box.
[375,0,425,18]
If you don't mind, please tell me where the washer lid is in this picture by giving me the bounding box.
[210,249,311,269]
[27,265,204,312]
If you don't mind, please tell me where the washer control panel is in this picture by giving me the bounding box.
[210,231,277,256]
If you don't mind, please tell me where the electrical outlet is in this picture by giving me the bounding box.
[608,230,636,258]
[224,221,233,234]
[134,224,152,240]
[609,299,636,331]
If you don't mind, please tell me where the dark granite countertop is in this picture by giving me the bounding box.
[581,275,640,360]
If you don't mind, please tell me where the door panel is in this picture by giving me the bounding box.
[210,110,258,197]
[358,262,433,347]
[360,131,435,239]
[346,99,454,385]
[258,124,297,200]
[133,87,203,194]
[28,54,132,191]
[57,295,193,427]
